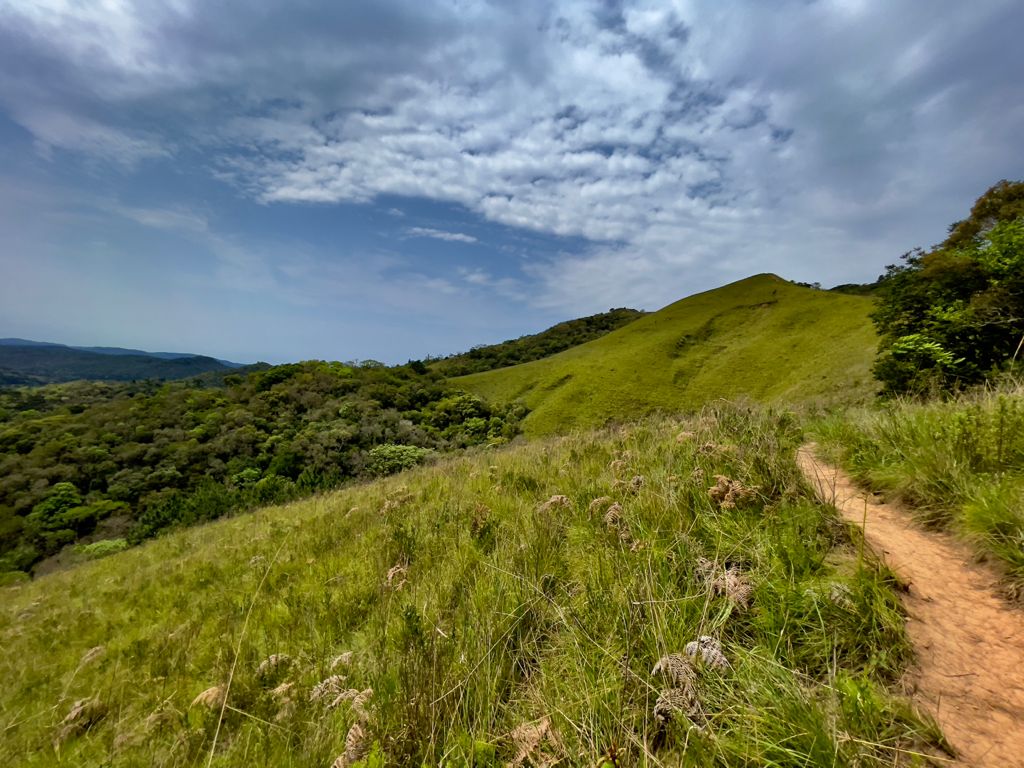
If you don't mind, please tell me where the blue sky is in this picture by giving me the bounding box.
[1,0,1023,364]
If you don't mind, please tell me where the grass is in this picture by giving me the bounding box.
[814,378,1024,597]
[0,403,946,767]
[456,275,878,436]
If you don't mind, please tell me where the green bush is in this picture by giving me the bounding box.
[366,444,431,476]
[75,538,129,560]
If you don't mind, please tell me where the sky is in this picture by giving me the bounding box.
[1,1,1023,364]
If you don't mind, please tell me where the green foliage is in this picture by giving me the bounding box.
[0,407,943,766]
[366,444,431,476]
[459,274,878,435]
[0,361,522,572]
[74,538,129,559]
[430,308,646,376]
[872,181,1024,395]
[814,379,1024,594]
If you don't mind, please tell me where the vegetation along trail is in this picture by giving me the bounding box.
[797,445,1024,767]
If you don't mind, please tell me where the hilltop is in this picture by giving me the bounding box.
[457,274,878,435]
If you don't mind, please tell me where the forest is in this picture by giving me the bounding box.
[0,361,523,574]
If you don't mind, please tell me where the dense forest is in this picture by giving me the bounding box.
[0,361,523,575]
[429,307,645,376]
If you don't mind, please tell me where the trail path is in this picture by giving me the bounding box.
[796,445,1024,768]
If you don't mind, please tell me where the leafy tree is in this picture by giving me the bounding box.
[872,181,1024,395]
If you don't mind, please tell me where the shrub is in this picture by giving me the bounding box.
[366,444,431,476]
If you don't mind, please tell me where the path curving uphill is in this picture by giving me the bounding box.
[797,445,1024,767]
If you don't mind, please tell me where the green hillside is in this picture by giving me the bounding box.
[457,275,878,435]
[0,406,942,766]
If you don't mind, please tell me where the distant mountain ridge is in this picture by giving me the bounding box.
[0,338,244,368]
[0,339,245,386]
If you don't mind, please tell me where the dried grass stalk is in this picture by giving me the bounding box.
[191,685,226,709]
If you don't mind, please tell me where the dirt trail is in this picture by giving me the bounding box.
[797,445,1024,768]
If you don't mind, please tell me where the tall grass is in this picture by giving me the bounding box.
[1,405,944,766]
[814,378,1024,596]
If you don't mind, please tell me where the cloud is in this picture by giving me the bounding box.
[1,0,1023,320]
[405,226,478,243]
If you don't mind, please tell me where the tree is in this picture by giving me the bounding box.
[872,181,1024,395]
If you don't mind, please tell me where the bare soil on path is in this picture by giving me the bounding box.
[797,445,1024,768]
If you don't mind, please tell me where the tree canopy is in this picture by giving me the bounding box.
[872,180,1024,395]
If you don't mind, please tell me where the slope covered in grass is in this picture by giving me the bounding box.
[0,405,944,767]
[814,379,1024,596]
[456,275,878,435]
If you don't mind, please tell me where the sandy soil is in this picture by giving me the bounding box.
[797,445,1024,768]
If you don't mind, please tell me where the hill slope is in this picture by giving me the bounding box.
[457,274,878,435]
[0,407,941,766]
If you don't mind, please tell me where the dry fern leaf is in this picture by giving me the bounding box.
[256,653,292,678]
[537,494,572,513]
[56,697,107,742]
[310,675,347,704]
[684,636,730,670]
[331,720,370,767]
[651,653,697,689]
[653,686,703,726]
[587,496,614,516]
[508,716,563,767]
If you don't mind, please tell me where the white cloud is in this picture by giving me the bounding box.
[2,0,1023,318]
[405,226,478,243]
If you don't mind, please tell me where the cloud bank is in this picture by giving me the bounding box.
[1,0,1023,353]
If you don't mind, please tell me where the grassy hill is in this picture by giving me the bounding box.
[457,275,878,435]
[0,405,943,766]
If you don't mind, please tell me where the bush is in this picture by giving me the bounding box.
[75,538,129,560]
[366,444,431,476]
